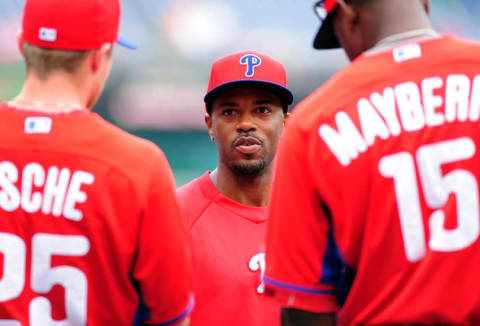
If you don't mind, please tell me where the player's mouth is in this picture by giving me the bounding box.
[233,136,262,155]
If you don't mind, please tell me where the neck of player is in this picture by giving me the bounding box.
[362,0,436,52]
[10,71,90,113]
[210,163,273,207]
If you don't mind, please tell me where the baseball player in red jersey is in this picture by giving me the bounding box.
[0,0,193,325]
[176,51,293,325]
[264,0,480,325]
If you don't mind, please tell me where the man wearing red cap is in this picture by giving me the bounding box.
[176,51,293,325]
[264,0,480,325]
[0,0,193,325]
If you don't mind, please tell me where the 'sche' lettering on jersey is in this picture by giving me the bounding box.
[0,162,93,220]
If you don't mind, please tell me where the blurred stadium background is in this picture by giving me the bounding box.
[0,0,477,186]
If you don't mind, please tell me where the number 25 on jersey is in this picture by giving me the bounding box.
[379,137,479,262]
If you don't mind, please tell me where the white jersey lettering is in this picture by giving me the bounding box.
[21,163,45,213]
[319,111,367,167]
[63,171,94,221]
[320,74,480,166]
[0,162,20,212]
[370,87,402,136]
[395,81,425,132]
[445,74,470,122]
[42,167,71,217]
[358,98,390,146]
[422,77,445,127]
[0,161,94,221]
[469,76,480,122]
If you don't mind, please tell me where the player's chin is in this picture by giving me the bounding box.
[231,159,266,176]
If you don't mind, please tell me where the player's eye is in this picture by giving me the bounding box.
[222,109,236,116]
[256,106,271,114]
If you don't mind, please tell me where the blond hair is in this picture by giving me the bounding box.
[22,42,91,80]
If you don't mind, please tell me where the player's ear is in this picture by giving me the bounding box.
[337,0,360,32]
[422,0,430,14]
[283,112,291,125]
[16,30,25,57]
[90,43,112,73]
[205,113,214,141]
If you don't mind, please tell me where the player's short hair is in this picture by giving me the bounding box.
[22,42,91,80]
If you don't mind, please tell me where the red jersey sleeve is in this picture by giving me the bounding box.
[132,150,194,325]
[264,121,339,314]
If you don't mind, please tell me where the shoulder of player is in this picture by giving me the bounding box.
[79,116,172,201]
[176,175,212,231]
[89,116,165,167]
[285,35,480,142]
[437,34,480,57]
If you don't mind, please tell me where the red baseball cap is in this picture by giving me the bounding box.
[204,51,293,113]
[313,0,340,49]
[22,0,137,51]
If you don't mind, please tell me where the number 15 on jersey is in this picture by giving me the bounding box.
[379,137,479,263]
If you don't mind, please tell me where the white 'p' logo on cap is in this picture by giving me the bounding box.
[39,27,57,42]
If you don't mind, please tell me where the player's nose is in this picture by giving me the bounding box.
[236,114,256,133]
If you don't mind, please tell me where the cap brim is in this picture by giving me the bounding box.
[204,80,294,111]
[118,36,137,50]
[313,11,340,49]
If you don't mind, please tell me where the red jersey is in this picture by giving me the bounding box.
[265,35,480,325]
[177,172,280,326]
[0,103,193,325]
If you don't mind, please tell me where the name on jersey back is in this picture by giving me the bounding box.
[0,161,94,221]
[319,74,480,166]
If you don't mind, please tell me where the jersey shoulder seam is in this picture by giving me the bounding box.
[187,197,216,231]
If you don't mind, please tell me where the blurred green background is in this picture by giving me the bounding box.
[0,0,477,186]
